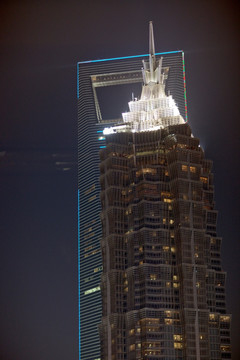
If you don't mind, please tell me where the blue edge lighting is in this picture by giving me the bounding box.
[77,50,182,100]
[77,49,184,359]
[78,189,81,359]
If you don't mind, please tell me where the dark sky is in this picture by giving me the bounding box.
[1,1,239,359]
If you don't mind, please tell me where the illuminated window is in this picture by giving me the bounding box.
[163,218,166,224]
[84,184,95,195]
[165,318,173,325]
[220,316,230,322]
[94,266,103,273]
[182,165,188,171]
[209,313,217,321]
[142,168,157,175]
[88,195,97,202]
[190,166,196,173]
[200,176,208,184]
[169,219,174,224]
[171,246,176,252]
[166,282,171,288]
[129,344,135,351]
[129,329,134,335]
[84,286,100,295]
[173,335,183,341]
[161,191,171,197]
[173,282,179,288]
[164,198,172,203]
[84,249,99,258]
[173,275,178,281]
[174,342,183,349]
[150,274,157,280]
[163,246,169,251]
[220,345,231,352]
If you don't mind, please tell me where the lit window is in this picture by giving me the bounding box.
[165,311,172,317]
[94,266,103,273]
[150,274,157,280]
[174,342,183,349]
[200,176,208,184]
[220,345,231,352]
[209,313,216,321]
[166,282,171,288]
[220,316,230,322]
[173,275,178,281]
[164,318,173,325]
[182,165,188,171]
[190,166,196,173]
[129,344,135,351]
[173,335,182,341]
[173,282,179,288]
[163,246,169,251]
[164,198,172,203]
[84,184,95,195]
[169,219,174,224]
[88,195,97,202]
[129,329,134,335]
[84,286,100,295]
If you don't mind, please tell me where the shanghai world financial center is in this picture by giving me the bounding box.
[77,24,231,360]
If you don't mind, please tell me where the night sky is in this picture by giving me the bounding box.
[1,1,239,359]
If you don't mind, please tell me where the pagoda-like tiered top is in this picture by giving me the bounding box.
[103,22,184,135]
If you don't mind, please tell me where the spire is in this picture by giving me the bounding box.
[149,21,156,76]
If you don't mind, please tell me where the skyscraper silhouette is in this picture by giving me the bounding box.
[98,22,231,359]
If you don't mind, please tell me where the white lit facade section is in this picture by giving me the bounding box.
[104,54,184,135]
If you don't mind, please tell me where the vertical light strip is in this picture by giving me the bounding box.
[78,189,81,359]
[77,63,79,99]
[182,51,188,122]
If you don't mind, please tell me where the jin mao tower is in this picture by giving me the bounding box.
[98,22,231,359]
[78,24,186,360]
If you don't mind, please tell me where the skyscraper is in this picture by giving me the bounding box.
[98,23,231,359]
[77,26,186,360]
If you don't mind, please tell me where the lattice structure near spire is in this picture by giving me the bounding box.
[99,22,231,360]
[104,23,184,135]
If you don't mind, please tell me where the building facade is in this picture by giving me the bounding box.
[98,24,231,359]
[77,29,186,360]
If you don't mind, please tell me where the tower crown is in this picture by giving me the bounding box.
[103,22,184,135]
